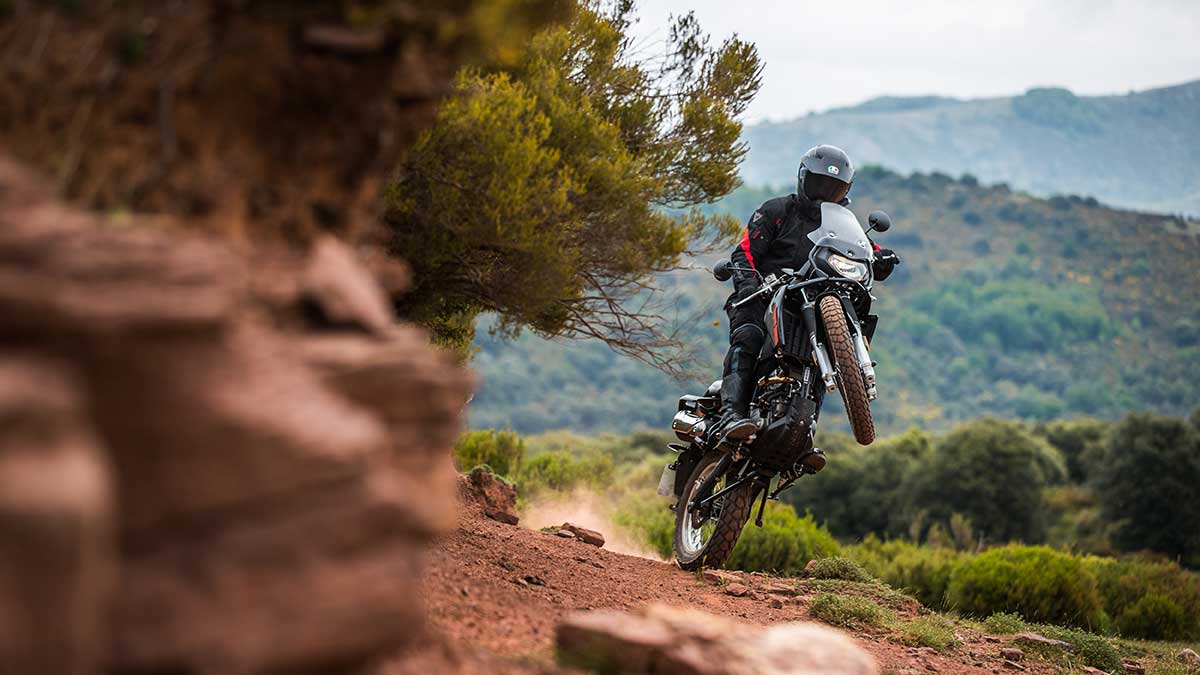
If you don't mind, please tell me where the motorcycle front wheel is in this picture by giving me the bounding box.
[819,295,876,445]
[674,451,755,571]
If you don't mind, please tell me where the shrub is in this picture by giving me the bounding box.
[454,429,525,478]
[1085,556,1200,640]
[847,538,963,609]
[517,450,613,494]
[725,504,840,577]
[946,545,1105,631]
[806,557,873,583]
[1115,593,1189,641]
[897,615,960,652]
[809,593,892,629]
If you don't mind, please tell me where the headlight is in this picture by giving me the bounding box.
[828,253,869,282]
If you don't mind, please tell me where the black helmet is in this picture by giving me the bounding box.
[797,145,854,203]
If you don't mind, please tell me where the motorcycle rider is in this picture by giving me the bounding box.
[714,145,900,447]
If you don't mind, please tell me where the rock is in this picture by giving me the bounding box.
[724,583,750,597]
[1179,649,1200,668]
[805,559,819,572]
[702,569,744,586]
[523,575,546,587]
[770,598,785,609]
[1000,648,1024,662]
[1013,632,1075,653]
[0,153,474,674]
[1080,667,1109,675]
[301,235,396,335]
[557,603,878,675]
[0,358,115,675]
[762,582,800,596]
[561,522,605,547]
[1002,660,1026,671]
[555,529,575,538]
[466,467,520,525]
[983,636,1002,643]
[1122,660,1145,674]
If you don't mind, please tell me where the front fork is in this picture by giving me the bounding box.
[802,292,878,401]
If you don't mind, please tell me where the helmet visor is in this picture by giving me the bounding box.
[803,172,851,203]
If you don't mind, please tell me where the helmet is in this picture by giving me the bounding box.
[797,145,854,203]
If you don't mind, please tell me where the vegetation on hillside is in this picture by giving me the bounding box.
[470,168,1200,434]
[740,80,1200,215]
[386,2,761,370]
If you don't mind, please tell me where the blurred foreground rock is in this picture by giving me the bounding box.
[0,153,472,674]
[557,603,879,675]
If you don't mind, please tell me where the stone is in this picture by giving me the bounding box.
[1080,667,1109,675]
[724,583,750,597]
[805,559,819,572]
[702,569,744,586]
[770,598,785,609]
[1013,632,1074,653]
[555,529,576,538]
[561,522,606,547]
[1002,660,1026,671]
[1000,648,1023,662]
[557,603,878,675]
[1179,649,1200,668]
[1122,660,1144,674]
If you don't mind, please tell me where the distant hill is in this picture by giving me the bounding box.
[741,80,1200,215]
[469,168,1200,435]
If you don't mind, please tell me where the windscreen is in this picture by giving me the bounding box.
[808,203,873,261]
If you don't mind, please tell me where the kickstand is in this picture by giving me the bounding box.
[754,486,769,527]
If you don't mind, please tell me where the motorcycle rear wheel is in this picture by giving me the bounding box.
[819,295,876,445]
[674,451,755,571]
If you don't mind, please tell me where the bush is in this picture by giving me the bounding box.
[946,545,1106,630]
[517,450,613,494]
[806,556,873,582]
[724,503,840,577]
[731,505,841,574]
[454,429,525,478]
[1085,556,1200,640]
[809,593,892,628]
[847,538,963,609]
[1116,594,1189,641]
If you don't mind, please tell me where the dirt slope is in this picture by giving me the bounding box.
[422,497,1059,674]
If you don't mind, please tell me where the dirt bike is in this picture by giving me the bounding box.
[658,203,893,570]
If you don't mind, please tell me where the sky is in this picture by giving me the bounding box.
[627,0,1200,123]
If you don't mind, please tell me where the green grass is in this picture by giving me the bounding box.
[984,611,1029,634]
[895,615,960,653]
[809,593,894,629]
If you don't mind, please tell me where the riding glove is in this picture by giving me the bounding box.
[873,249,900,281]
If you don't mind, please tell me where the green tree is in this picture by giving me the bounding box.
[385,2,762,369]
[1094,413,1200,565]
[1035,418,1109,483]
[905,419,1066,543]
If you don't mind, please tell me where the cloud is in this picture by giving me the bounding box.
[629,0,1200,121]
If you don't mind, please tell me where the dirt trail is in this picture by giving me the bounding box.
[422,498,1058,674]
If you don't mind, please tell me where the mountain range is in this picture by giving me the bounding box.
[741,80,1200,215]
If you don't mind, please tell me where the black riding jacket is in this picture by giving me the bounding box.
[729,193,887,298]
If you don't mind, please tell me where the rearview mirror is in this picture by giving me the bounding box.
[712,259,733,282]
[868,210,892,233]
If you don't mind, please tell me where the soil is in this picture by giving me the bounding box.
[422,495,1062,675]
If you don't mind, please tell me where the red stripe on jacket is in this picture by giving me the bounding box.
[739,228,756,270]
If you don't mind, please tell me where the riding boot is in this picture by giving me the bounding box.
[715,346,757,446]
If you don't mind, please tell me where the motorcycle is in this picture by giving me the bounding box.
[658,202,893,570]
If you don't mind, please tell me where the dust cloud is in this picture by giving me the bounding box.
[520,490,666,561]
